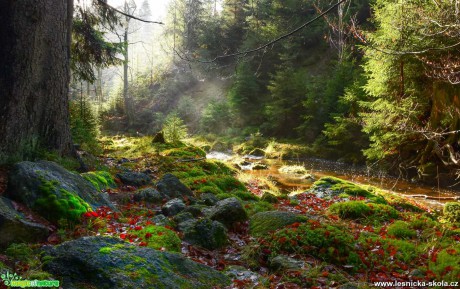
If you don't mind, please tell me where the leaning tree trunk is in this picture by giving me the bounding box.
[0,0,74,162]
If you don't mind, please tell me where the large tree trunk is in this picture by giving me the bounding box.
[0,0,74,162]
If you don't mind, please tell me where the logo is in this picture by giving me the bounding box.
[1,271,60,288]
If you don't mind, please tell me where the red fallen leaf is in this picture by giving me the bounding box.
[47,233,61,244]
[120,233,127,240]
[157,231,164,236]
[82,212,92,218]
[279,237,287,244]
[145,233,152,239]
[134,226,143,231]
[139,242,148,247]
[164,225,174,230]
[129,239,134,243]
[446,248,457,255]
[91,211,99,217]
[324,230,330,237]
[435,230,443,237]
[431,250,438,262]
[322,271,329,277]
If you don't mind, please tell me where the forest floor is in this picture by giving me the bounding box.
[1,136,460,289]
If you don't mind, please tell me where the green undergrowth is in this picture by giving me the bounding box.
[126,225,181,252]
[328,201,399,224]
[34,178,91,223]
[82,171,116,191]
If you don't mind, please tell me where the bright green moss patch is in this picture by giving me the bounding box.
[82,171,116,192]
[129,225,181,252]
[428,245,460,281]
[250,211,308,236]
[34,179,91,223]
[443,202,460,223]
[387,221,417,239]
[258,221,361,267]
[328,201,399,224]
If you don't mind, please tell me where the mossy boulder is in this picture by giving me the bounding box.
[328,201,399,223]
[7,161,113,223]
[310,176,386,204]
[207,197,248,228]
[444,202,460,223]
[116,171,152,187]
[0,196,50,247]
[156,174,194,200]
[182,218,228,250]
[43,236,231,289]
[250,211,308,237]
[162,199,186,216]
[270,255,306,271]
[387,221,417,239]
[82,171,116,192]
[261,192,278,204]
[133,188,166,204]
[129,225,181,252]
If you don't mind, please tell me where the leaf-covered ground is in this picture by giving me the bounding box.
[1,136,459,289]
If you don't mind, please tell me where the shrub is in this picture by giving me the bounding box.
[162,113,188,144]
[444,202,460,223]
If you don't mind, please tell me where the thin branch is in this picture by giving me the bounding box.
[96,0,164,25]
[178,0,349,63]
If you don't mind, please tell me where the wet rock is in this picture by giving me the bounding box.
[183,205,205,217]
[7,161,113,223]
[43,236,230,289]
[207,197,248,228]
[116,171,152,187]
[249,148,265,157]
[251,162,268,170]
[183,219,228,250]
[0,197,50,247]
[132,188,166,204]
[162,198,186,216]
[156,174,194,200]
[270,255,306,271]
[250,211,308,237]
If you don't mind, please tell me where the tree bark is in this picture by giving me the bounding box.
[0,0,74,162]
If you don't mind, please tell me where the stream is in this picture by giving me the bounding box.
[207,151,460,209]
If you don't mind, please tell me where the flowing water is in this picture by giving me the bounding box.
[207,151,460,208]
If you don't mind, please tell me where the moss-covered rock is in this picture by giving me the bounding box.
[156,174,194,200]
[387,221,417,239]
[207,197,248,228]
[7,161,113,223]
[248,148,265,157]
[261,192,279,204]
[443,202,460,223]
[250,211,308,237]
[82,171,116,192]
[43,236,231,289]
[161,199,186,216]
[129,225,181,252]
[116,171,152,187]
[310,176,386,204]
[132,188,166,204]
[182,218,228,250]
[328,201,399,223]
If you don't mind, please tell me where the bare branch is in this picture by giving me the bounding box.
[96,0,164,25]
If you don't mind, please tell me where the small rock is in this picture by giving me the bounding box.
[151,214,174,227]
[183,205,205,217]
[157,174,194,199]
[162,198,186,216]
[251,162,268,170]
[116,171,152,187]
[250,211,308,236]
[224,265,263,283]
[270,255,306,271]
[199,193,218,206]
[207,197,248,228]
[183,219,228,250]
[249,148,265,157]
[173,212,194,224]
[132,188,166,204]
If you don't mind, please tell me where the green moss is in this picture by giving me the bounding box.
[163,146,206,158]
[233,190,259,201]
[387,221,417,239]
[82,171,116,192]
[245,201,274,216]
[6,243,33,262]
[34,179,91,223]
[312,177,387,204]
[130,225,181,252]
[99,247,113,254]
[428,245,460,281]
[443,202,460,223]
[250,211,308,236]
[328,201,399,224]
